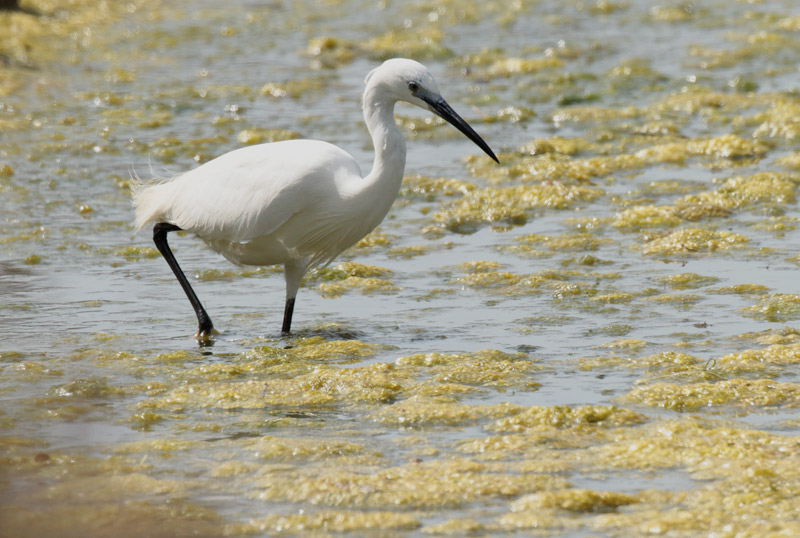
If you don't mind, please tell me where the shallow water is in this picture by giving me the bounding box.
[3,0,800,536]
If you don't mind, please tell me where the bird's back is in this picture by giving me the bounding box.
[133,139,363,244]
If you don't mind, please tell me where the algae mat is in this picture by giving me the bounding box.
[2,0,800,536]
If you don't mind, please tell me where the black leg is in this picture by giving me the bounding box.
[282,297,295,335]
[152,222,214,338]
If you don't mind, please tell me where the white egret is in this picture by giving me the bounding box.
[132,58,498,339]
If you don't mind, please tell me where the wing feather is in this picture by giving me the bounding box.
[132,140,362,248]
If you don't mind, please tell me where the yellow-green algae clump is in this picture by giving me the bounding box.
[510,488,638,512]
[312,262,399,297]
[395,348,542,390]
[620,379,800,412]
[740,293,800,322]
[570,418,800,536]
[450,261,623,304]
[641,228,749,255]
[488,405,646,433]
[432,184,604,232]
[132,344,549,417]
[230,510,421,535]
[254,457,570,508]
[677,172,798,209]
[654,272,721,289]
[501,232,613,257]
[370,396,525,427]
[614,172,796,232]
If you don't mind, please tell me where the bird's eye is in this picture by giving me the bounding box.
[408,81,420,93]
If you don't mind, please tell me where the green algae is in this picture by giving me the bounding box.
[620,379,800,412]
[191,266,280,282]
[572,417,800,535]
[677,172,798,210]
[370,396,524,426]
[254,457,570,509]
[395,348,542,390]
[236,128,302,145]
[231,510,421,535]
[641,227,750,255]
[241,435,371,462]
[510,488,638,513]
[589,291,637,304]
[306,36,358,68]
[484,57,564,77]
[708,283,770,296]
[466,133,771,200]
[260,336,383,363]
[641,292,703,309]
[450,262,624,304]
[754,100,800,141]
[653,272,721,290]
[363,26,452,61]
[113,245,160,261]
[750,216,799,236]
[614,205,684,230]
[450,265,543,296]
[386,245,432,259]
[637,134,769,164]
[400,174,475,200]
[432,184,604,233]
[1,358,63,382]
[501,232,613,258]
[318,276,400,297]
[0,0,158,73]
[596,338,649,352]
[489,405,645,433]
[139,363,404,410]
[716,343,800,374]
[736,327,800,346]
[740,293,800,322]
[310,262,398,297]
[45,376,125,399]
[422,518,487,535]
[579,341,800,381]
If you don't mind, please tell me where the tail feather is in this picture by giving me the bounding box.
[130,173,176,233]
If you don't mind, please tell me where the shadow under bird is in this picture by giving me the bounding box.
[132,58,499,341]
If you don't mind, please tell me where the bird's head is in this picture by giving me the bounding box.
[364,58,499,163]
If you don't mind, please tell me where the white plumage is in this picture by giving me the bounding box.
[133,58,498,340]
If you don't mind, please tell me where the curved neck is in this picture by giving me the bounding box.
[362,85,407,197]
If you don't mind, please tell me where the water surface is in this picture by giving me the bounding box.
[2,0,800,536]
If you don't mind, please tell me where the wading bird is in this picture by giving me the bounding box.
[133,58,498,340]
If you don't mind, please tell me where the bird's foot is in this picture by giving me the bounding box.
[195,327,217,347]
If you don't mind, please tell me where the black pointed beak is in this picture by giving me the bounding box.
[422,94,499,163]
